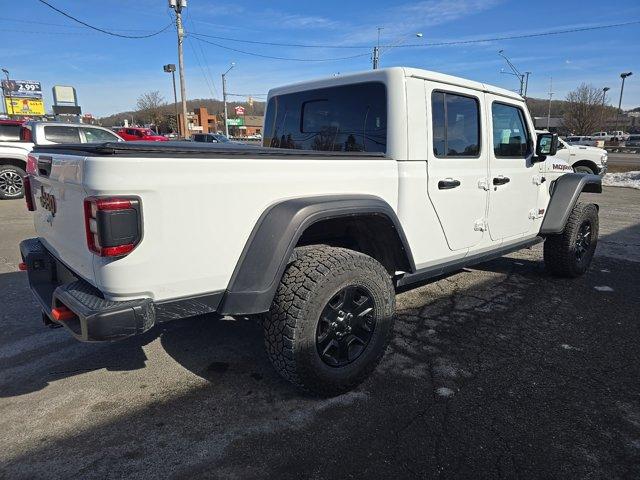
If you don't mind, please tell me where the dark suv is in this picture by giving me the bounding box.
[191,133,231,143]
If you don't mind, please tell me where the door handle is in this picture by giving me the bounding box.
[438,178,461,190]
[493,176,510,186]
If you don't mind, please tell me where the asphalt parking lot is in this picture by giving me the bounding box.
[1,187,639,479]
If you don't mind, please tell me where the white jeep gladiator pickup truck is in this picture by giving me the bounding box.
[20,67,601,396]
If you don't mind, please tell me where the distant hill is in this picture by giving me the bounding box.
[98,98,265,127]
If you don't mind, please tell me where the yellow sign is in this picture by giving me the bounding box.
[5,97,45,116]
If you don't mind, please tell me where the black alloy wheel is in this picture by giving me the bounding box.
[316,286,376,367]
[575,220,592,262]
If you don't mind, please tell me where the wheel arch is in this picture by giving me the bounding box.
[219,195,415,315]
[571,159,599,173]
[0,156,27,171]
[540,173,602,235]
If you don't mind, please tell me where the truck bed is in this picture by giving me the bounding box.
[33,141,386,159]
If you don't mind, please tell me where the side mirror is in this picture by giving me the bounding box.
[533,132,558,163]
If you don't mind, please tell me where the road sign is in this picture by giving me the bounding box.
[5,97,45,116]
[1,80,42,98]
[226,118,244,126]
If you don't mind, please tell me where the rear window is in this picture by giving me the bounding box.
[44,126,81,143]
[0,124,21,141]
[263,82,387,152]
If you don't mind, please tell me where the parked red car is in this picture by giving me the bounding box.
[116,127,168,142]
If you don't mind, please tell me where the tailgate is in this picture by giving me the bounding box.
[31,153,95,283]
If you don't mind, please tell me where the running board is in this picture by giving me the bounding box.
[396,237,543,289]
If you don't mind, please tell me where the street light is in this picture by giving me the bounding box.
[498,50,529,97]
[601,86,610,130]
[615,72,633,134]
[222,62,235,138]
[1,68,13,118]
[163,64,179,137]
[373,32,423,70]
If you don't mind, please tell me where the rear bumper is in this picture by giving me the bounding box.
[20,238,154,341]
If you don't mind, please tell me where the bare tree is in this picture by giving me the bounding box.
[136,91,167,131]
[562,83,605,135]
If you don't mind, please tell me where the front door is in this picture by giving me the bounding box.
[426,84,489,251]
[485,96,539,240]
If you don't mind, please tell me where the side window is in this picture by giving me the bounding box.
[491,103,531,157]
[431,91,480,157]
[81,127,120,143]
[43,126,81,143]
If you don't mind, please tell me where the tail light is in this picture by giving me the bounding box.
[84,196,142,257]
[24,175,35,211]
[26,154,38,174]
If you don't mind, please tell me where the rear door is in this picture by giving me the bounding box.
[485,96,539,240]
[31,153,94,283]
[426,84,488,251]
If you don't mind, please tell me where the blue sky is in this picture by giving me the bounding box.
[1,0,639,116]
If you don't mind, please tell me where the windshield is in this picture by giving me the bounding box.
[142,129,157,136]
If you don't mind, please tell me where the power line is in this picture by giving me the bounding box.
[191,35,370,62]
[189,20,640,50]
[0,16,166,33]
[395,20,640,47]
[36,0,173,39]
[186,10,219,98]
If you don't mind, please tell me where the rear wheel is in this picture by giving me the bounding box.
[0,165,25,200]
[544,202,599,277]
[263,245,396,396]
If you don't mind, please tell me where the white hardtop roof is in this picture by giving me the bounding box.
[267,66,523,102]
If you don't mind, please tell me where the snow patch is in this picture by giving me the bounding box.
[603,171,640,190]
[436,387,455,398]
[594,285,614,292]
[561,344,582,351]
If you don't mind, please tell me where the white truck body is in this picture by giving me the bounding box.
[549,136,607,175]
[21,67,602,394]
[31,68,562,302]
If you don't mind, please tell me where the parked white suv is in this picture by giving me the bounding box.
[20,68,601,395]
[0,122,122,199]
[549,135,607,175]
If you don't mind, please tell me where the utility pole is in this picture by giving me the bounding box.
[163,64,179,136]
[615,72,633,133]
[523,72,531,99]
[1,69,13,118]
[169,0,188,138]
[222,63,235,138]
[547,76,554,130]
[372,27,383,70]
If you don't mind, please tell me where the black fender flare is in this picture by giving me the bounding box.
[219,194,415,315]
[540,173,602,235]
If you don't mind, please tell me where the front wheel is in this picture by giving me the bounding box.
[0,165,25,200]
[544,202,599,277]
[573,165,595,175]
[263,245,396,396]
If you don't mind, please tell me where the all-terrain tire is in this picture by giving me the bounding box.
[0,164,26,200]
[544,202,599,278]
[263,245,396,396]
